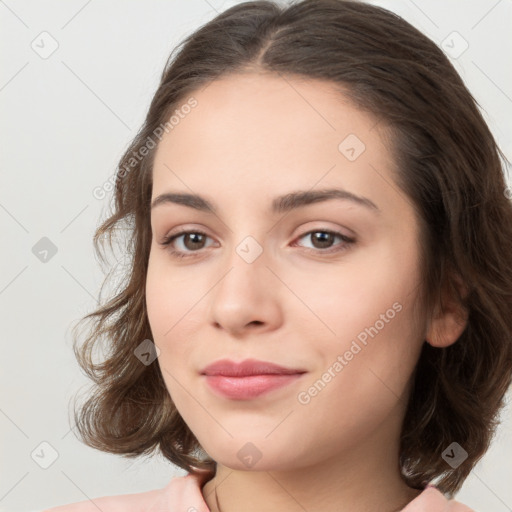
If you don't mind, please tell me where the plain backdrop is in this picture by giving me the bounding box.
[1,0,511,511]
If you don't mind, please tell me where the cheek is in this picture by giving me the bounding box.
[326,244,423,389]
[290,242,419,342]
[145,251,206,382]
[145,251,197,339]
[145,264,189,407]
[298,238,423,392]
[145,260,170,340]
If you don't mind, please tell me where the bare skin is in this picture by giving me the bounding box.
[146,71,467,512]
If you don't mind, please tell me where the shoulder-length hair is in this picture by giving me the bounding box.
[71,0,512,497]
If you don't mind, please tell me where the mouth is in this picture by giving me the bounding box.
[200,358,307,400]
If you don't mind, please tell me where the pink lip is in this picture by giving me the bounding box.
[200,358,307,400]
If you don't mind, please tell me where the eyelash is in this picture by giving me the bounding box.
[159,228,356,260]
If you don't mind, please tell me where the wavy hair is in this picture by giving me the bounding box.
[71,0,512,497]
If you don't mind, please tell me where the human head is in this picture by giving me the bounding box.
[73,0,512,497]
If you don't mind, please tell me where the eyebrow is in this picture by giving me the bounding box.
[150,188,380,215]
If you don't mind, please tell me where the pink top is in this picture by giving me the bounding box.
[43,469,475,511]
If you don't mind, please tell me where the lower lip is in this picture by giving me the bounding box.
[203,374,304,399]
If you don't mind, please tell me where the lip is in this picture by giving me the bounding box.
[200,358,306,377]
[200,358,307,400]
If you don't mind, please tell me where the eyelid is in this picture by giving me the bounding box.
[158,225,352,246]
[159,225,356,259]
[160,221,353,242]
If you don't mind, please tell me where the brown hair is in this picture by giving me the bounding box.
[71,0,512,497]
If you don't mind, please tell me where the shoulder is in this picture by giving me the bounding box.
[41,469,214,512]
[41,486,163,512]
[402,485,476,512]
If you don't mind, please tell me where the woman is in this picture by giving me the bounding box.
[44,0,512,510]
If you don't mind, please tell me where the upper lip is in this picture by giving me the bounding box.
[200,358,307,377]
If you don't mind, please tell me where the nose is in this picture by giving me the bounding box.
[207,248,284,337]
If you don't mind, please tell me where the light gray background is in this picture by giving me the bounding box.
[1,1,511,511]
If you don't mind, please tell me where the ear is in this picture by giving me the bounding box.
[425,274,469,348]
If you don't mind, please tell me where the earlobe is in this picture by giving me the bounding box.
[425,275,469,348]
[425,305,468,348]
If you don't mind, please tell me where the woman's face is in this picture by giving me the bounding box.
[146,72,427,471]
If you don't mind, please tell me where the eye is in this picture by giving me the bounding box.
[160,229,215,259]
[293,229,355,254]
[159,228,356,259]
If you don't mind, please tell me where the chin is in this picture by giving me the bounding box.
[199,435,309,473]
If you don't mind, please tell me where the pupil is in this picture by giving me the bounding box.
[182,232,334,251]
[186,233,204,249]
[313,232,332,248]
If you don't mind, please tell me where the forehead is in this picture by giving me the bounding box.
[155,71,383,157]
[151,72,399,216]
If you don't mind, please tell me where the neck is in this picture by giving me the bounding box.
[201,411,422,512]
[203,464,420,512]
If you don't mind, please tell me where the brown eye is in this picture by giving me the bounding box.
[160,230,215,258]
[160,227,355,260]
[309,231,336,249]
[181,232,207,250]
[294,229,355,254]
